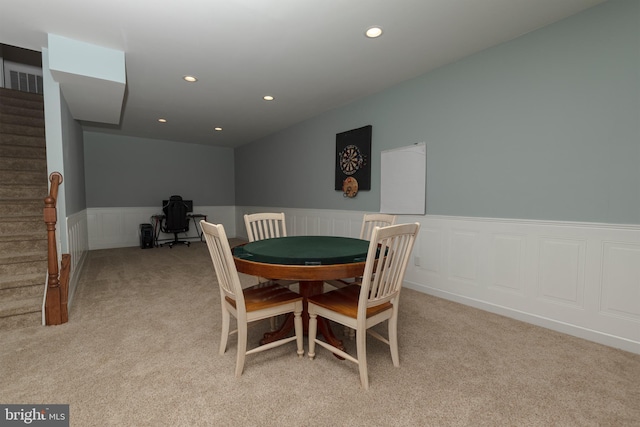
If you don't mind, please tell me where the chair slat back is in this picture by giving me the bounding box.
[201,221,244,307]
[359,213,397,240]
[244,212,287,242]
[359,223,420,315]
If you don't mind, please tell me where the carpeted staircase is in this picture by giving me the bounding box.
[0,87,48,330]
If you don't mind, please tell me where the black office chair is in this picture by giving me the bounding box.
[160,195,191,248]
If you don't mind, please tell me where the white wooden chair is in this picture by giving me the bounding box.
[200,220,304,377]
[244,212,287,242]
[308,222,420,389]
[244,212,296,330]
[359,213,397,240]
[327,213,397,290]
[327,213,399,338]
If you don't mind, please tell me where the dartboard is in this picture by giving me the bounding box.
[339,144,364,176]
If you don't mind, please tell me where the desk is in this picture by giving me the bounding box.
[151,213,207,246]
[233,236,369,351]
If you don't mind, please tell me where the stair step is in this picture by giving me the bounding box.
[0,157,47,172]
[0,272,46,290]
[0,250,47,264]
[0,87,44,103]
[0,184,47,199]
[0,310,41,331]
[0,257,48,276]
[0,112,45,128]
[0,216,46,235]
[0,199,43,217]
[0,295,42,319]
[0,275,45,330]
[0,104,44,120]
[0,235,48,256]
[0,169,48,185]
[0,144,46,159]
[0,89,43,112]
[0,281,44,300]
[0,122,45,137]
[0,133,46,148]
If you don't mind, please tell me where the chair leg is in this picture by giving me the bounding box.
[219,307,230,355]
[308,312,318,359]
[235,320,248,377]
[344,326,355,340]
[389,310,400,367]
[293,303,304,357]
[269,316,278,331]
[356,329,369,390]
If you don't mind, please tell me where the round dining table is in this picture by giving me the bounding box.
[233,235,369,351]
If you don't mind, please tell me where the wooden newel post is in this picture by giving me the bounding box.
[44,172,63,325]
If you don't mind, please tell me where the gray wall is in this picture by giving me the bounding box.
[235,0,639,225]
[60,92,86,215]
[84,132,235,207]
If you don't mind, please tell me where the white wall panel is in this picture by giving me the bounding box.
[100,211,124,246]
[490,234,525,295]
[305,216,320,236]
[537,238,585,308]
[418,227,442,274]
[331,217,350,237]
[449,230,480,285]
[291,214,305,236]
[318,216,332,236]
[601,242,640,320]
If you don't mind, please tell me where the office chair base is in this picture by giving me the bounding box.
[160,235,191,248]
[160,241,190,248]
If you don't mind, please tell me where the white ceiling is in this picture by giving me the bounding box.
[0,0,607,148]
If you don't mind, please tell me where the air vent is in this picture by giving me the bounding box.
[9,70,43,94]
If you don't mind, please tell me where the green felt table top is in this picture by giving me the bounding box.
[233,236,370,265]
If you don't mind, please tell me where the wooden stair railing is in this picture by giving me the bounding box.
[44,172,70,325]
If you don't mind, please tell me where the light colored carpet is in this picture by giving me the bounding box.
[1,242,639,426]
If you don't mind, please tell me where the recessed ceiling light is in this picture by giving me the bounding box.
[263,95,274,101]
[158,118,167,123]
[183,75,197,82]
[365,26,383,38]
[214,127,223,131]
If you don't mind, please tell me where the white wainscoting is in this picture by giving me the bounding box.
[86,205,639,354]
[237,206,640,354]
[66,209,89,308]
[42,209,90,319]
[87,206,237,250]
